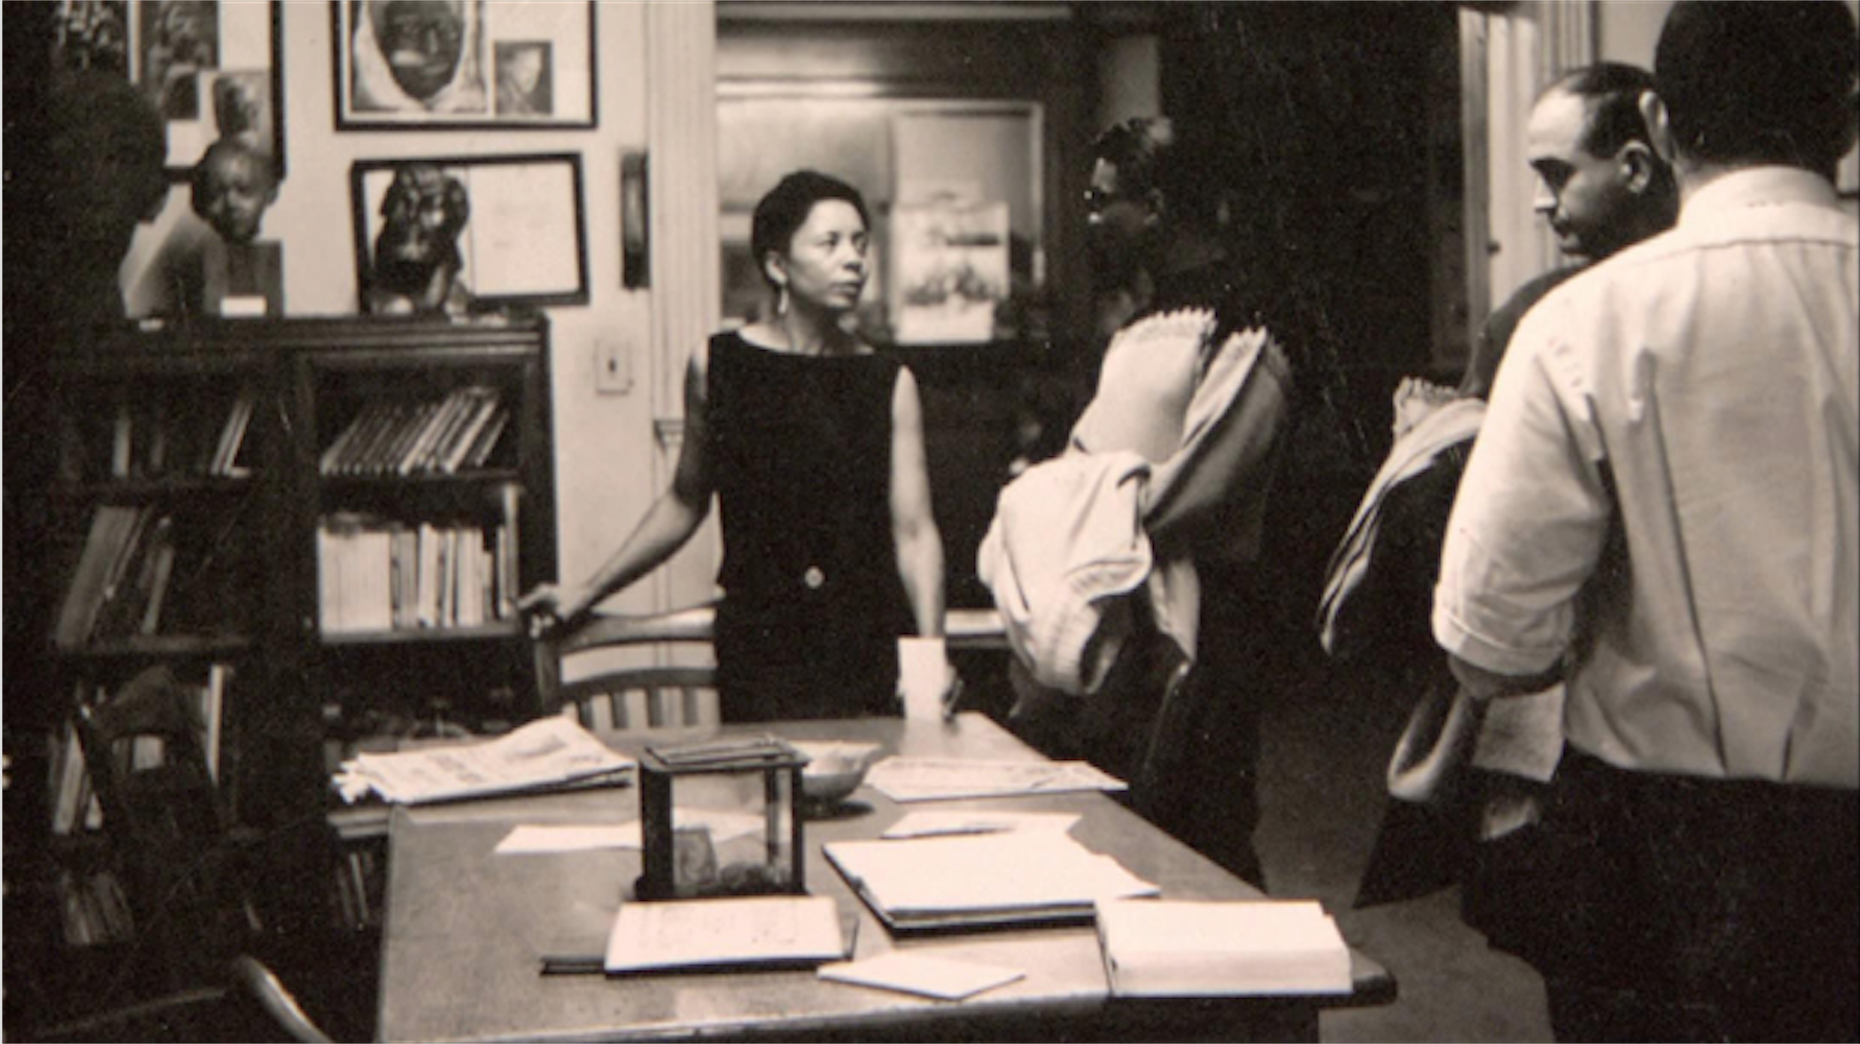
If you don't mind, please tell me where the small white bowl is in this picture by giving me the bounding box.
[792,742,883,804]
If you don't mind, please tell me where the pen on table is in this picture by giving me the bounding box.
[941,676,966,722]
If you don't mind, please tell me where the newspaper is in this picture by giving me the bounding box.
[864,757,1126,803]
[334,716,634,805]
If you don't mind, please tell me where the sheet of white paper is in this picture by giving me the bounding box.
[882,810,1081,839]
[818,952,1024,1000]
[825,832,1157,916]
[496,824,639,854]
[866,757,1126,803]
[606,895,844,973]
[495,809,768,855]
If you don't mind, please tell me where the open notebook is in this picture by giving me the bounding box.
[824,831,1157,934]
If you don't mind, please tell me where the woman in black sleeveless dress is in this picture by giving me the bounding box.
[522,171,954,721]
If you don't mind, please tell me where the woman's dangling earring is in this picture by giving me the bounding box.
[775,285,789,317]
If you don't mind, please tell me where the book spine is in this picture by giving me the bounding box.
[139,541,177,635]
[385,399,440,477]
[91,507,159,643]
[111,402,133,480]
[439,388,500,474]
[55,506,132,649]
[411,388,472,475]
[144,397,169,477]
[50,715,88,836]
[317,523,343,633]
[204,662,227,784]
[320,402,370,475]
[462,406,511,469]
[342,401,394,476]
[211,391,256,477]
[222,389,257,476]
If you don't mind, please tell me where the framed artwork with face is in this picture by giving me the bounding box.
[51,0,285,182]
[332,1,596,129]
[351,153,589,315]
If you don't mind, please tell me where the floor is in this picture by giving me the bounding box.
[1252,658,1555,1043]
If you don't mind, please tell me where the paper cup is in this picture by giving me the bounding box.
[898,637,949,721]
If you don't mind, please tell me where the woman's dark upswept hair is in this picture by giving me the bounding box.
[749,170,871,290]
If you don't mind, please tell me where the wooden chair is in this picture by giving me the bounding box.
[947,607,1011,652]
[532,604,1009,729]
[32,955,333,1043]
[56,665,358,1042]
[228,954,334,1043]
[73,665,257,994]
[532,604,722,731]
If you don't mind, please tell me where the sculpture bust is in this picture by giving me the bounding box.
[367,163,473,316]
[190,137,283,316]
[191,138,278,246]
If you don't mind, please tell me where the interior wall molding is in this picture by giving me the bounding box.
[646,1,722,611]
[717,2,1071,23]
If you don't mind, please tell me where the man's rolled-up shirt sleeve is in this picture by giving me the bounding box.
[1433,325,1612,677]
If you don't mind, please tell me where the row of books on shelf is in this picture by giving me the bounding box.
[56,502,256,650]
[56,867,134,947]
[64,391,257,483]
[317,515,517,634]
[56,505,182,649]
[50,664,230,837]
[321,384,510,477]
[334,842,385,932]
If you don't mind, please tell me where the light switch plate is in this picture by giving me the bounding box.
[596,337,631,394]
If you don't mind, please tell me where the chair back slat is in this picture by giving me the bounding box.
[533,604,1006,731]
[536,605,720,732]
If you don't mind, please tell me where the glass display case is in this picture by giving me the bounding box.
[636,734,808,900]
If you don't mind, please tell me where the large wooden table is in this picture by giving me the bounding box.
[376,713,1393,1042]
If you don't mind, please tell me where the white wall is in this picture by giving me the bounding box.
[117,1,682,610]
[1481,0,1858,315]
[1097,35,1159,129]
[1594,0,1665,69]
[1598,0,1859,200]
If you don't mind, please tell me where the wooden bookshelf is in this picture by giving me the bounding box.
[288,317,556,738]
[38,315,559,948]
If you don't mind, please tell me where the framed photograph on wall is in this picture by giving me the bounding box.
[332,1,597,129]
[351,153,590,313]
[51,0,285,181]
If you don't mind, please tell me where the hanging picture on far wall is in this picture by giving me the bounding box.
[332,1,596,129]
[50,0,285,182]
[351,153,590,316]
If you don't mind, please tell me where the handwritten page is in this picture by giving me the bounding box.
[336,717,633,805]
[604,895,846,974]
[865,757,1126,803]
[495,810,767,854]
[819,952,1024,1000]
[881,810,1081,839]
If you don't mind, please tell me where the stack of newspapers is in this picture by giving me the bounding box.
[332,716,634,805]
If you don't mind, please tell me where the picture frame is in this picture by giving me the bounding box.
[52,0,286,182]
[332,1,597,130]
[351,153,590,312]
